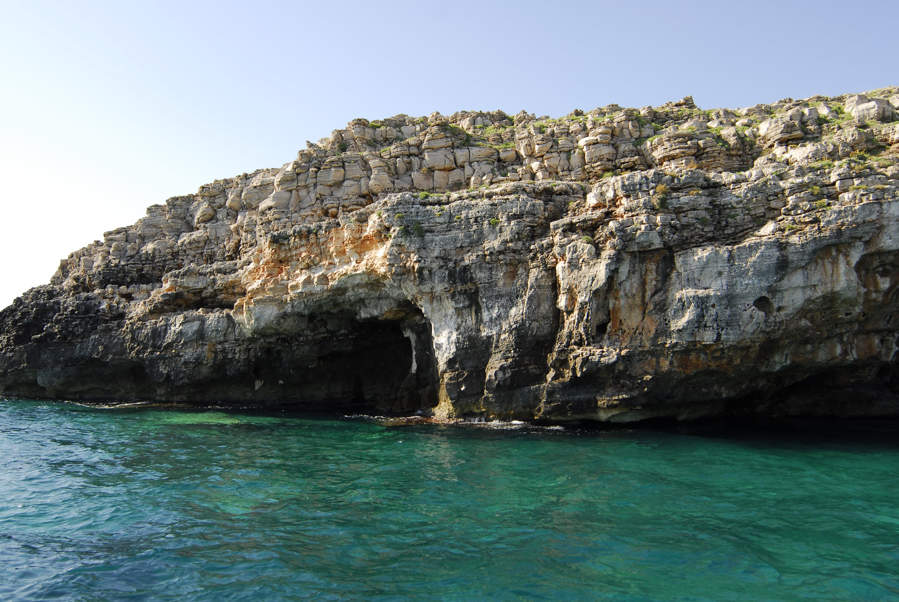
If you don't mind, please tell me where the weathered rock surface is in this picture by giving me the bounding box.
[3,87,899,421]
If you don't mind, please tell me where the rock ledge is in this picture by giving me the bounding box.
[3,88,899,422]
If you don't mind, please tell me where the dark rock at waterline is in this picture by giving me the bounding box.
[3,89,899,421]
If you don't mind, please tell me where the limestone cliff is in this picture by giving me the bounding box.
[3,88,899,421]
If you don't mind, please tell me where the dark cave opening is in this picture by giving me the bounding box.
[208,303,441,415]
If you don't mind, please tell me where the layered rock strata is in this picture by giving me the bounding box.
[3,88,899,421]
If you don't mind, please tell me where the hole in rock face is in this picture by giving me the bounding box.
[753,296,774,315]
[195,302,440,414]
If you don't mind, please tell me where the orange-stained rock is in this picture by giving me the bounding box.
[2,89,899,421]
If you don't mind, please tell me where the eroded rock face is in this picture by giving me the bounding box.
[2,88,899,421]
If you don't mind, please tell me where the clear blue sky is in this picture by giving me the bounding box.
[0,0,896,307]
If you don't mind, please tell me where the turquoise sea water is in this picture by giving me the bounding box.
[1,400,898,600]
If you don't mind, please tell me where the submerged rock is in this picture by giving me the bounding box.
[2,88,899,422]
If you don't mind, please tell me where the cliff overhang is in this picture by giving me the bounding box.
[2,88,899,422]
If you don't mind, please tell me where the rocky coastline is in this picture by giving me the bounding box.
[2,88,899,422]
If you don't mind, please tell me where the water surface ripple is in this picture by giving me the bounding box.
[2,400,898,600]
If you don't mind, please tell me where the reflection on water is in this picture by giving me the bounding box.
[2,400,899,599]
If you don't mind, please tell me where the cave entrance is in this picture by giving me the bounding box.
[244,301,439,415]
